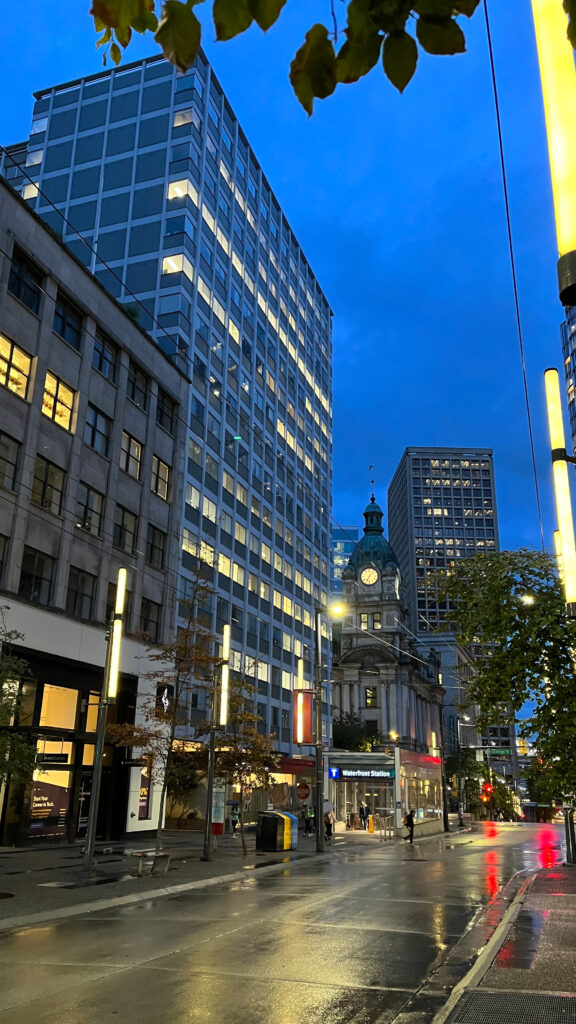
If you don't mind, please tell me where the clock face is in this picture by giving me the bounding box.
[361,567,378,586]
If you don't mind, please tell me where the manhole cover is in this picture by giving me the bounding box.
[0,892,14,899]
[445,991,576,1024]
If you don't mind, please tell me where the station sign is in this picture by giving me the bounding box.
[329,766,395,780]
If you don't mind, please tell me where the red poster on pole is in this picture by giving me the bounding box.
[293,690,314,745]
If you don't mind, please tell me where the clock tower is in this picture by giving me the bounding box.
[334,494,442,756]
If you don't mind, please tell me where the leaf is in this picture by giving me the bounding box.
[213,0,253,40]
[336,0,382,84]
[383,29,418,92]
[110,40,123,62]
[413,0,453,15]
[132,11,159,31]
[566,0,576,49]
[453,0,481,15]
[91,0,155,29]
[249,0,287,32]
[289,24,337,116]
[155,0,202,72]
[416,15,466,54]
[96,26,113,47]
[115,23,133,46]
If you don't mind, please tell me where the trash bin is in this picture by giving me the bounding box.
[256,811,298,852]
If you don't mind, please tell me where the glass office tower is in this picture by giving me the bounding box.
[331,526,359,594]
[4,52,333,757]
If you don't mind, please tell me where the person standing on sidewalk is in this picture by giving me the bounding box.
[403,809,415,844]
[324,808,336,841]
[359,801,370,830]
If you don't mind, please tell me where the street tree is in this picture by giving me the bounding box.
[88,0,497,113]
[106,567,222,853]
[437,548,576,801]
[0,609,37,786]
[332,710,382,751]
[213,671,281,854]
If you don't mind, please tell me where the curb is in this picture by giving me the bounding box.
[431,871,535,1024]
[0,851,335,934]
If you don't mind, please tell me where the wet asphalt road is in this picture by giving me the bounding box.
[0,824,565,1024]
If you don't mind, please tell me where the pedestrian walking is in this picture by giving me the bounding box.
[359,800,370,830]
[303,806,314,836]
[230,804,240,836]
[324,808,336,841]
[403,808,415,844]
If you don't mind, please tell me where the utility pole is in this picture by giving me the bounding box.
[314,607,325,854]
[83,568,127,873]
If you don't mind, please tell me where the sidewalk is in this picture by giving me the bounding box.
[434,864,576,1023]
[0,823,389,933]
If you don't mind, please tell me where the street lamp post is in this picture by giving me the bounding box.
[314,606,325,854]
[201,624,230,863]
[83,568,127,872]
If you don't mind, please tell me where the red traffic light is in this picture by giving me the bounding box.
[483,782,493,796]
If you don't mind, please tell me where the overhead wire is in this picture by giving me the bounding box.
[483,0,545,551]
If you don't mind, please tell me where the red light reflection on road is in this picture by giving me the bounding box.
[537,827,559,868]
[485,849,499,898]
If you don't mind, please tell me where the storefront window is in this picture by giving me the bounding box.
[39,684,78,730]
[28,768,72,840]
[82,744,95,766]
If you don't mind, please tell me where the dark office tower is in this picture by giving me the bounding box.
[4,52,333,758]
[388,448,499,634]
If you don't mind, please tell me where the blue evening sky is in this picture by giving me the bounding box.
[0,1,565,551]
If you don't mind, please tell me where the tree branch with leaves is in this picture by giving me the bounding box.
[437,548,576,802]
[0,608,37,787]
[88,0,506,113]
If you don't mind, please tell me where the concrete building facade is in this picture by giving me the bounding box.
[0,179,189,843]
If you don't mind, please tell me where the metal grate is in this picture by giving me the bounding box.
[445,992,576,1024]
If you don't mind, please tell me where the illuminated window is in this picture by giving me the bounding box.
[360,613,368,630]
[365,687,377,707]
[42,372,75,431]
[235,522,247,545]
[0,335,32,400]
[39,684,77,730]
[151,456,170,500]
[203,495,217,522]
[22,182,39,200]
[121,431,143,479]
[232,563,244,585]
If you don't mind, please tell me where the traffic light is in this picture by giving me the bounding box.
[483,782,493,797]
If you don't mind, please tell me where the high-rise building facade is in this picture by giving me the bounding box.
[331,526,359,594]
[2,52,333,762]
[388,448,499,634]
[388,448,513,788]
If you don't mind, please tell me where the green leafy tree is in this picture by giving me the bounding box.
[444,747,484,813]
[438,549,576,801]
[88,0,492,113]
[214,673,281,854]
[107,567,221,853]
[332,710,382,751]
[0,610,37,786]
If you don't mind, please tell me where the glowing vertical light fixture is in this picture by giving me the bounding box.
[295,659,304,744]
[218,624,230,726]
[532,0,576,302]
[107,567,127,699]
[545,368,576,611]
